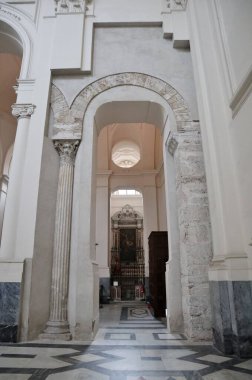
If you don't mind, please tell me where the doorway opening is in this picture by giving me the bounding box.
[96,118,168,313]
[110,192,144,301]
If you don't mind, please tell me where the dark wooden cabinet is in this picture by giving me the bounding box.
[148,231,168,318]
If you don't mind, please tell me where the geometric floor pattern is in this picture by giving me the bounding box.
[0,302,252,379]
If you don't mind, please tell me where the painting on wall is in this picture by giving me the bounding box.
[120,228,136,262]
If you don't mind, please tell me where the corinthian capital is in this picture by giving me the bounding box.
[11,104,36,119]
[54,140,80,165]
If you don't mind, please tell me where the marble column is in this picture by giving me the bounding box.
[0,104,35,258]
[41,140,79,340]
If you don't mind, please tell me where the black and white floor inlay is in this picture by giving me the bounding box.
[0,303,251,379]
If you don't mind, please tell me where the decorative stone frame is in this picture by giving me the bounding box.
[50,72,192,140]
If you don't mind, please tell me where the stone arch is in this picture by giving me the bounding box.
[51,72,192,139]
[0,5,34,79]
[48,72,212,342]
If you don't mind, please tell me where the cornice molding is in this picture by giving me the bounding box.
[230,65,252,118]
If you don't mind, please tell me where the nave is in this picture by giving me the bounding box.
[0,302,251,379]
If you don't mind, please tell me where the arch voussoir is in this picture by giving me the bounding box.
[51,73,192,140]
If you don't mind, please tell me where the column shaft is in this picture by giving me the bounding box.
[41,140,79,340]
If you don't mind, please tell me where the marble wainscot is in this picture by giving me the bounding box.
[0,261,23,342]
[210,281,252,358]
[0,282,21,342]
[99,278,110,303]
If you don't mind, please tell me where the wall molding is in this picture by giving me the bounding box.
[230,64,252,118]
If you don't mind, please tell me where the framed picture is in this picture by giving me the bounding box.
[120,228,136,262]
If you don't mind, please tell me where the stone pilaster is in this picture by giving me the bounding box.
[41,140,79,340]
[168,125,213,340]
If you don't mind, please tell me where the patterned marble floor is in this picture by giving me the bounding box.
[0,302,252,379]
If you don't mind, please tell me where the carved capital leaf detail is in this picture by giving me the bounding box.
[11,104,36,119]
[54,140,80,165]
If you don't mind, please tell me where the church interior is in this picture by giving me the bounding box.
[0,0,252,378]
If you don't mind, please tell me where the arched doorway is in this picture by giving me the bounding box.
[42,73,212,342]
[95,118,167,309]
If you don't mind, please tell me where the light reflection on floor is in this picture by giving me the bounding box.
[0,302,251,379]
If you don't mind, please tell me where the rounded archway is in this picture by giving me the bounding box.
[67,86,178,340]
[50,72,192,142]
[0,20,23,240]
[47,73,212,342]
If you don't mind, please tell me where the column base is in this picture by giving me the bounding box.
[39,320,72,341]
[39,332,72,341]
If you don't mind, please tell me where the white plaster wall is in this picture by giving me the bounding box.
[156,166,167,231]
[187,0,252,281]
[216,0,252,90]
[69,107,99,339]
[94,0,162,24]
[164,133,184,332]
[187,0,242,258]
[54,26,198,121]
[96,176,110,278]
[27,138,59,339]
[229,92,252,265]
[0,113,16,175]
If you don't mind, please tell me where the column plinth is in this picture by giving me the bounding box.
[40,140,79,341]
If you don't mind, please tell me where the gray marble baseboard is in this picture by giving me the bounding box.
[144,277,149,298]
[99,278,110,303]
[0,282,21,342]
[210,280,252,358]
